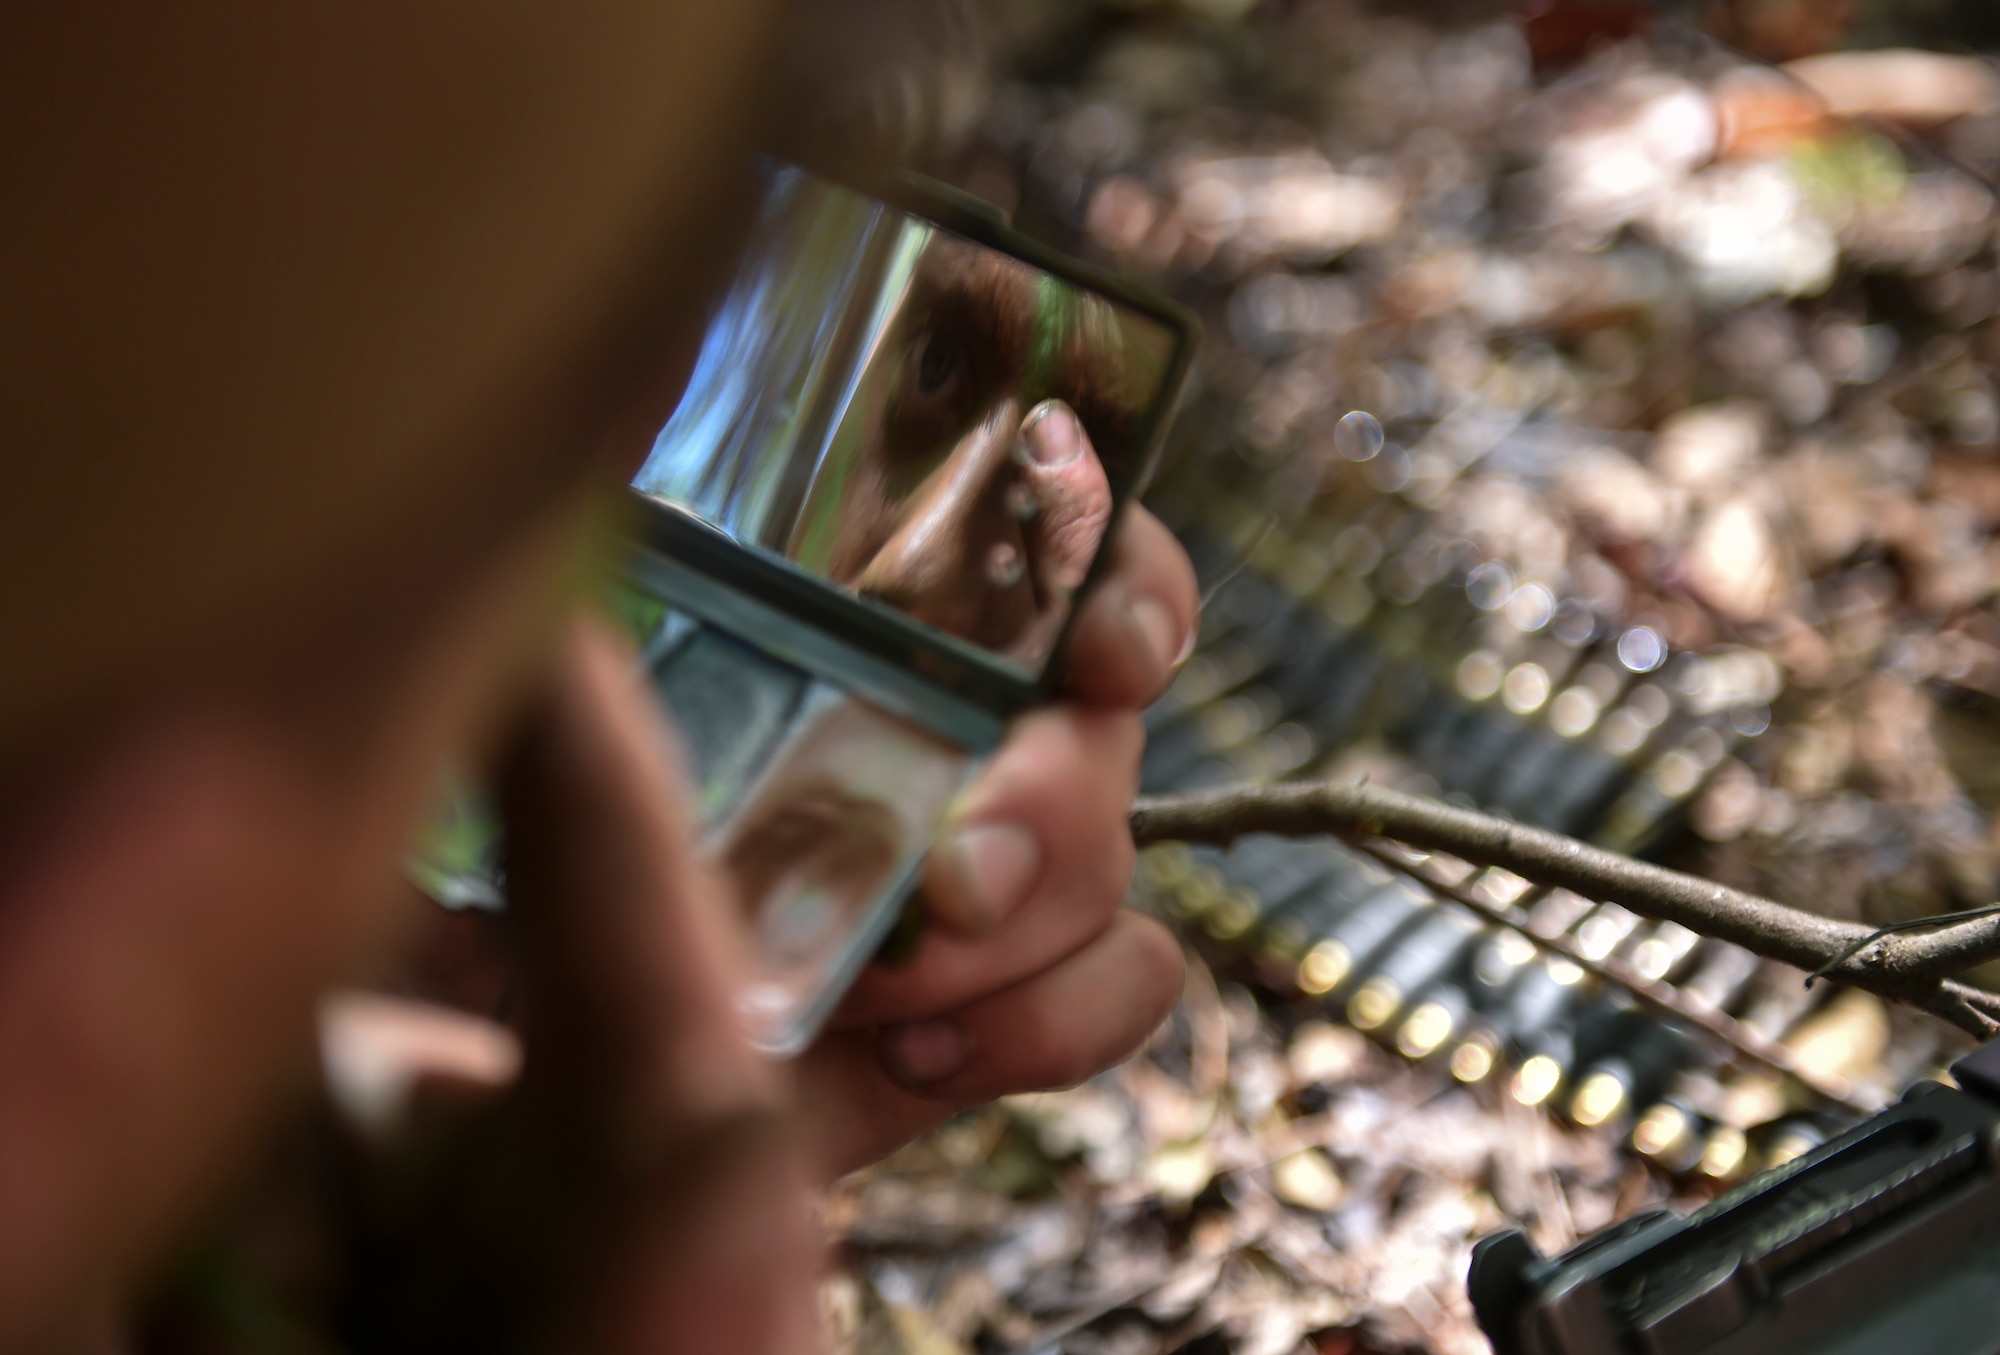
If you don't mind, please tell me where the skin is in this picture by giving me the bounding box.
[0,3,1200,1349]
[803,236,1160,663]
[713,699,964,1049]
[329,509,1200,1167]
[810,508,1199,1172]
[244,515,1197,1350]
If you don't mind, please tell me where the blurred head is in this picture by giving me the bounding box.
[0,3,788,1343]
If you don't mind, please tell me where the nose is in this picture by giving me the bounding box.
[855,398,1037,654]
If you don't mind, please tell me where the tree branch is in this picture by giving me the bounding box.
[1130,779,2000,1040]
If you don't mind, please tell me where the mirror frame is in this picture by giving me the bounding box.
[628,166,1201,720]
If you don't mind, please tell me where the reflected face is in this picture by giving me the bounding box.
[723,782,901,970]
[710,694,970,1051]
[632,167,1182,674]
[813,239,1136,664]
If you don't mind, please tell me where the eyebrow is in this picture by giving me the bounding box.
[905,249,1037,384]
[901,242,1158,470]
[1026,273,1078,395]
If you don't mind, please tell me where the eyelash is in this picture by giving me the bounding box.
[884,317,977,452]
[914,329,958,394]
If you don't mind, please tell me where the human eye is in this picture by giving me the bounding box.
[883,314,979,468]
[913,327,960,395]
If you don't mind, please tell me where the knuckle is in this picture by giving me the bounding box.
[1127,918,1187,1015]
[1044,1038,1103,1092]
[1049,833,1132,928]
[1061,706,1143,798]
[1099,835,1138,906]
[1101,708,1146,775]
[1016,1003,1099,1092]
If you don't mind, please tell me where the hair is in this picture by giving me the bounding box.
[769,0,990,168]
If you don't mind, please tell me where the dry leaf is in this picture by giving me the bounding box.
[1272,1150,1346,1213]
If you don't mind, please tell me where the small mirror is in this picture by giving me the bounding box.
[632,164,1185,673]
[417,165,1195,1056]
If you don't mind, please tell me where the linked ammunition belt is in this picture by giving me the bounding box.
[1137,494,1921,1189]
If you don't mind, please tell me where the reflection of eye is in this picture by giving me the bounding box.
[720,785,902,971]
[882,320,980,477]
[900,323,970,414]
[916,330,958,393]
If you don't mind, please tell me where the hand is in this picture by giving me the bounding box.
[322,501,1199,1208]
[796,502,1198,1178]
[325,622,824,1353]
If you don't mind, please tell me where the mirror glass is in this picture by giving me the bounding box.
[638,602,975,1055]
[632,165,1180,672]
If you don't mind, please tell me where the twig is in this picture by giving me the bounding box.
[1924,988,2000,1041]
[1806,905,2000,986]
[1130,780,2000,1040]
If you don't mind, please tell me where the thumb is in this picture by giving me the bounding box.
[494,613,824,1353]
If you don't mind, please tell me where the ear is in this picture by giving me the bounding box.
[0,721,375,1351]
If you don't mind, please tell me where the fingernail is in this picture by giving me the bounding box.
[1021,400,1083,467]
[884,1019,972,1087]
[941,822,1041,931]
[1131,595,1188,674]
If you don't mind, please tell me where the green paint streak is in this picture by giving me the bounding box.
[1026,274,1079,401]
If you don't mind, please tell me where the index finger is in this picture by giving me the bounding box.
[1061,505,1199,709]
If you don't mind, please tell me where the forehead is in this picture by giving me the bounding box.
[903,234,1042,369]
[911,233,1041,298]
[902,233,1168,407]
